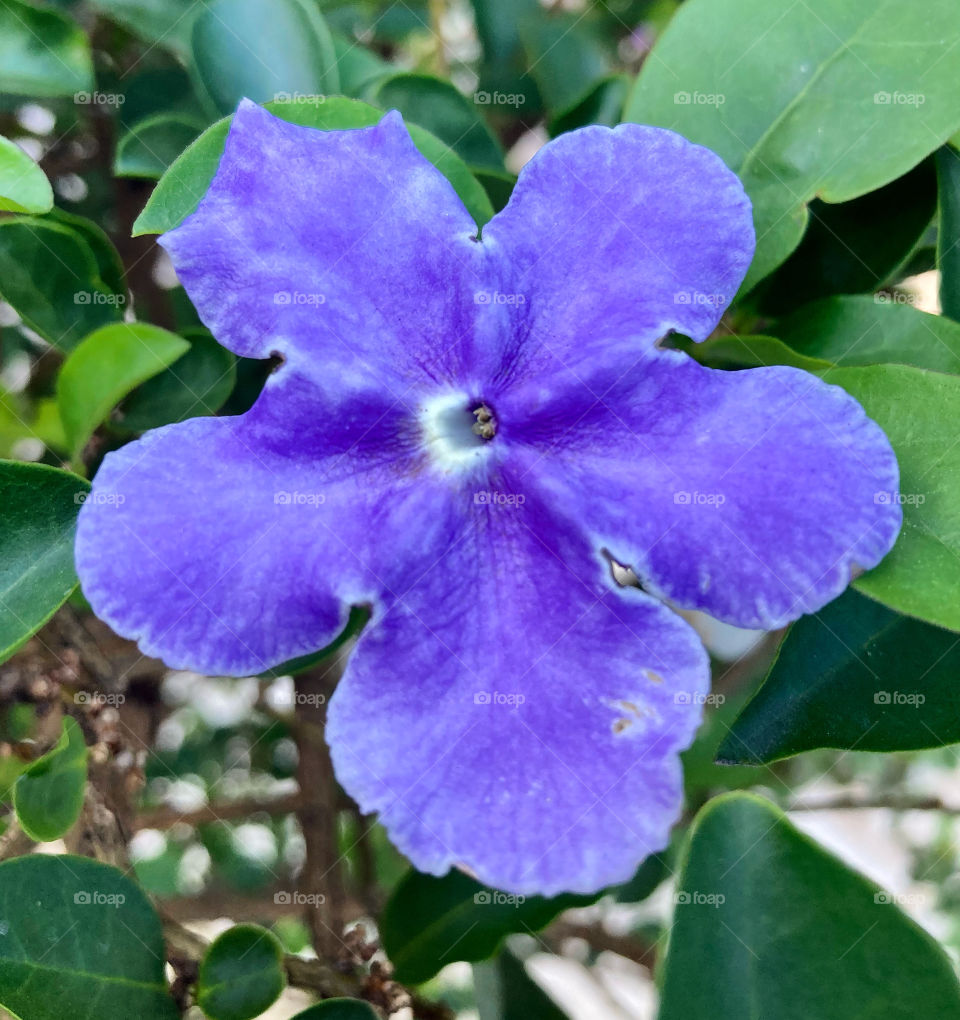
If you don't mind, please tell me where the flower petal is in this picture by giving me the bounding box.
[75,368,451,675]
[499,348,902,630]
[480,124,754,384]
[327,487,708,895]
[160,100,498,389]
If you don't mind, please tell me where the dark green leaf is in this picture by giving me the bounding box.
[133,97,494,235]
[549,74,630,136]
[0,855,179,1020]
[470,0,542,115]
[474,951,570,1020]
[47,208,128,300]
[0,218,123,351]
[776,295,960,375]
[474,169,515,214]
[659,793,960,1019]
[937,144,960,322]
[380,868,595,985]
[519,13,608,115]
[719,589,960,763]
[115,114,206,179]
[0,0,93,97]
[756,159,936,314]
[375,73,504,172]
[330,33,392,99]
[0,135,53,213]
[191,0,338,115]
[289,1002,378,1020]
[13,716,87,841]
[0,462,87,664]
[88,0,198,57]
[117,330,236,431]
[196,924,286,1020]
[625,0,960,289]
[57,322,190,461]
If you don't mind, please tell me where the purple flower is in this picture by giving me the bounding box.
[75,101,901,895]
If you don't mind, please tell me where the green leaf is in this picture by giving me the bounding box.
[659,793,960,1019]
[58,323,190,462]
[0,218,123,351]
[0,0,93,97]
[470,0,542,115]
[0,135,53,213]
[374,73,504,172]
[196,924,286,1020]
[0,461,88,664]
[756,159,937,314]
[519,13,608,115]
[0,855,179,1020]
[115,114,206,179]
[133,97,494,235]
[47,209,128,302]
[330,33,392,99]
[549,74,630,137]
[474,951,570,1020]
[117,330,236,431]
[625,0,960,290]
[289,1002,378,1020]
[13,716,87,841]
[380,868,595,985]
[191,0,338,115]
[776,295,960,374]
[88,0,198,57]
[718,588,960,764]
[936,144,960,322]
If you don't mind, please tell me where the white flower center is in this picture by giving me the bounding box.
[420,392,497,473]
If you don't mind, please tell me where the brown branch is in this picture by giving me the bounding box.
[543,921,657,970]
[786,793,956,813]
[133,791,307,831]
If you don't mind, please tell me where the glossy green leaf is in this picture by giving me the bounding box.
[937,144,960,322]
[0,0,93,97]
[470,0,542,115]
[289,1003,378,1020]
[0,218,123,351]
[58,323,190,461]
[330,33,392,99]
[720,589,960,763]
[474,951,570,1020]
[89,0,197,56]
[0,135,53,213]
[756,159,937,314]
[686,334,830,373]
[380,868,595,985]
[47,208,128,302]
[625,0,960,290]
[0,461,88,664]
[519,12,608,115]
[13,716,87,841]
[375,73,504,171]
[117,330,236,431]
[196,924,286,1020]
[659,793,960,1019]
[776,295,960,374]
[133,97,494,235]
[0,855,178,1019]
[191,0,338,115]
[115,114,205,179]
